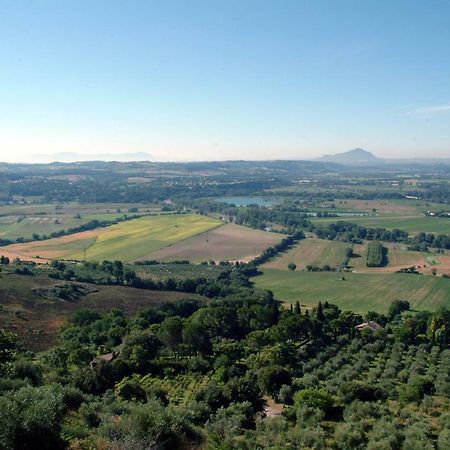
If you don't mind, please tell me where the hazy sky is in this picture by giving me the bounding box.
[1,0,450,162]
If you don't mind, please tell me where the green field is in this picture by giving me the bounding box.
[312,214,450,234]
[70,214,222,261]
[0,202,160,240]
[262,238,350,270]
[0,212,128,240]
[253,269,450,313]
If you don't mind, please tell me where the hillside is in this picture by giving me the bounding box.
[0,273,205,351]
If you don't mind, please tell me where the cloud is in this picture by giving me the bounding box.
[407,104,450,115]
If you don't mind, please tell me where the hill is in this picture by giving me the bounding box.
[0,273,205,351]
[316,148,383,166]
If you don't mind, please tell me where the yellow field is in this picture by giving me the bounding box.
[3,214,222,262]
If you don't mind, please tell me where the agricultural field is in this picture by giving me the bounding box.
[119,373,211,405]
[0,201,158,241]
[366,241,385,267]
[2,214,222,263]
[145,223,285,263]
[312,213,450,235]
[0,273,206,351]
[348,242,450,275]
[261,237,450,275]
[134,263,228,282]
[262,238,350,270]
[253,269,450,313]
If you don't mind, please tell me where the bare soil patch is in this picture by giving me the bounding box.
[142,223,285,263]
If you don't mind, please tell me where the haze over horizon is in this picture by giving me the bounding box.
[1,0,450,162]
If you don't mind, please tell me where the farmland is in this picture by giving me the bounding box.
[260,237,450,275]
[3,214,222,263]
[135,263,228,282]
[366,241,385,267]
[312,213,450,235]
[0,202,157,241]
[253,269,450,313]
[0,273,206,351]
[145,223,285,263]
[262,238,350,270]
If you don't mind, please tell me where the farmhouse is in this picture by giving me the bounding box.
[90,351,118,368]
[355,321,382,331]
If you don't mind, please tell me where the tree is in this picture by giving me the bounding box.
[388,300,410,319]
[0,329,17,376]
[120,330,162,372]
[294,388,334,412]
[258,365,292,399]
[288,263,297,271]
[316,302,325,322]
[159,316,183,354]
[183,319,212,356]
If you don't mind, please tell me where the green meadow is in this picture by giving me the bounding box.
[253,269,450,313]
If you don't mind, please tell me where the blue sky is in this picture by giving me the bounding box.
[0,0,449,161]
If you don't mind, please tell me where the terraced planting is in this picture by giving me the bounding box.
[253,269,450,313]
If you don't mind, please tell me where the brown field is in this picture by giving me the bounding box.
[143,223,285,263]
[0,273,206,351]
[262,238,350,270]
[327,199,419,213]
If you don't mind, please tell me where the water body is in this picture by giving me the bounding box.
[215,196,275,207]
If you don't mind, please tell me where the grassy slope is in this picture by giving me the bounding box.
[0,273,205,351]
[253,269,450,313]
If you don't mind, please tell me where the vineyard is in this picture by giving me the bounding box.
[117,373,211,405]
[134,263,227,283]
[366,241,386,267]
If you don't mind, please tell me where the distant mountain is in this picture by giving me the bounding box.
[30,152,154,163]
[316,148,383,166]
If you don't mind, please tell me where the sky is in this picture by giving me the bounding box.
[0,0,449,162]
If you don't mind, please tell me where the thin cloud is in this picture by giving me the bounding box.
[407,104,450,115]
